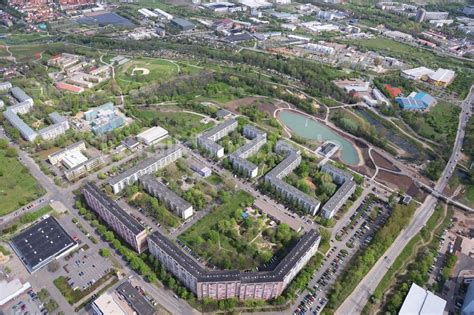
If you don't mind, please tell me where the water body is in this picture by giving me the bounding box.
[279,110,360,165]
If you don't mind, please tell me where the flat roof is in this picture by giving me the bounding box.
[62,151,88,169]
[93,293,126,315]
[10,216,78,273]
[428,68,455,83]
[83,182,146,235]
[402,67,435,78]
[137,126,168,142]
[140,175,192,213]
[0,279,31,306]
[108,146,182,186]
[399,283,446,315]
[48,141,85,160]
[116,282,156,315]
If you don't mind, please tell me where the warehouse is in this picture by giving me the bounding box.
[171,18,195,31]
[427,68,456,87]
[10,216,78,273]
[137,126,169,145]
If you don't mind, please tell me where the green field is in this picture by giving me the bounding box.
[134,110,214,140]
[0,150,45,216]
[463,185,474,207]
[116,58,180,93]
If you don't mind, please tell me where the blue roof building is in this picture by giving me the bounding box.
[396,91,437,111]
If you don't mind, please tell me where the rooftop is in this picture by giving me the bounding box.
[108,146,182,186]
[10,86,32,103]
[10,216,78,273]
[140,175,192,213]
[399,283,446,315]
[116,282,156,315]
[83,182,146,235]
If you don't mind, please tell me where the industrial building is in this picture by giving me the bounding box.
[399,283,446,315]
[171,18,195,31]
[83,102,126,135]
[108,146,183,194]
[140,175,194,219]
[264,141,321,215]
[147,229,320,300]
[320,163,356,219]
[197,119,238,158]
[136,126,169,145]
[10,216,78,273]
[396,91,437,111]
[402,67,456,87]
[82,182,148,253]
[229,125,267,178]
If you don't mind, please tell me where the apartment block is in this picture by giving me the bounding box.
[229,125,266,178]
[264,142,320,215]
[197,119,238,158]
[10,87,33,106]
[320,163,356,219]
[108,146,183,194]
[140,175,194,219]
[147,229,320,301]
[82,182,148,253]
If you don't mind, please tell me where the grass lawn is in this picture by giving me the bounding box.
[134,110,214,140]
[462,185,474,207]
[206,173,223,185]
[116,58,180,93]
[0,150,45,216]
[179,190,294,270]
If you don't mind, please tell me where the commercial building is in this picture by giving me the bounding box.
[116,282,156,315]
[64,156,105,181]
[49,142,87,165]
[264,141,320,215]
[108,146,183,194]
[83,102,125,135]
[396,91,437,111]
[0,279,31,306]
[92,292,130,315]
[136,126,169,145]
[82,182,148,253]
[147,229,320,300]
[427,68,456,87]
[171,18,195,31]
[197,119,238,158]
[320,163,356,219]
[229,125,267,178]
[140,175,194,219]
[399,283,446,315]
[10,216,78,273]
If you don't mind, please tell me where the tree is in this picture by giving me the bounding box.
[0,138,8,149]
[99,248,110,257]
[5,147,17,157]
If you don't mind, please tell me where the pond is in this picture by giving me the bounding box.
[278,110,360,165]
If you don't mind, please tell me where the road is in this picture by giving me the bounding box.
[335,85,473,314]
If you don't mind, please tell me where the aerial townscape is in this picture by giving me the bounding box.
[0,0,473,314]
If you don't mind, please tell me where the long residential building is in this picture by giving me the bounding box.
[140,175,194,219]
[10,87,33,106]
[3,109,37,141]
[264,141,321,215]
[197,119,238,158]
[82,182,148,253]
[229,125,266,178]
[108,146,183,194]
[147,229,320,301]
[320,163,356,219]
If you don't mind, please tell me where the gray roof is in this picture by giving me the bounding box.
[116,282,156,315]
[266,151,300,179]
[3,109,37,140]
[150,229,319,284]
[321,163,353,181]
[200,118,238,140]
[140,175,192,214]
[229,155,258,173]
[48,141,85,160]
[275,140,298,155]
[49,112,67,124]
[322,180,355,213]
[83,182,145,235]
[108,146,182,186]
[172,18,195,28]
[10,87,32,103]
[216,109,232,119]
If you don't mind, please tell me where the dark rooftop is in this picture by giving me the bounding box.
[83,182,146,235]
[10,216,78,273]
[116,282,156,315]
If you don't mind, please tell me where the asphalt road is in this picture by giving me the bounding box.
[335,85,473,314]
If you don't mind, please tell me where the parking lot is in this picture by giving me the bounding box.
[293,197,392,315]
[64,250,112,291]
[2,289,45,315]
